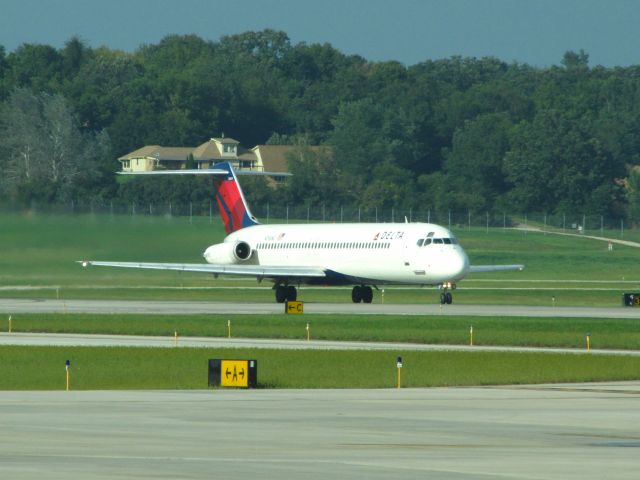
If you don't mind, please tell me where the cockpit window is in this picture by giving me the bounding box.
[422,234,460,247]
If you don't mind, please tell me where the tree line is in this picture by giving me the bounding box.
[1,31,640,222]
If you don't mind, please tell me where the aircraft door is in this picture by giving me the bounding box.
[403,238,411,267]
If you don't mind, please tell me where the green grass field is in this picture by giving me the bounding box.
[2,346,640,390]
[5,313,640,350]
[2,212,640,389]
[1,212,640,305]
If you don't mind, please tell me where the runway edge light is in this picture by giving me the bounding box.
[65,359,71,391]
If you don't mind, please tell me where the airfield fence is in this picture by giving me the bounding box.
[1,199,634,237]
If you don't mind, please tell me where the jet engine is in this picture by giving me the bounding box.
[204,241,253,264]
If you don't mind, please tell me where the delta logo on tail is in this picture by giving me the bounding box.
[211,162,259,234]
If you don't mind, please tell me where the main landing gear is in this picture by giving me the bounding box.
[274,284,374,304]
[275,285,297,303]
[351,285,373,304]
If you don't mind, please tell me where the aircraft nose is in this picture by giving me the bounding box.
[447,249,470,280]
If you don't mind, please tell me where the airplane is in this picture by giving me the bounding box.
[81,161,524,304]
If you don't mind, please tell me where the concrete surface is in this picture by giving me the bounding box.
[1,384,640,479]
[2,331,640,356]
[1,298,639,318]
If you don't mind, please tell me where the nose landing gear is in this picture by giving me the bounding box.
[439,291,453,305]
[439,282,456,305]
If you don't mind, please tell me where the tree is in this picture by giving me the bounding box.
[504,109,623,215]
[360,161,415,210]
[561,50,589,70]
[6,43,63,92]
[626,167,640,226]
[0,87,114,203]
[443,113,513,211]
[0,88,44,200]
[61,36,89,77]
[0,45,8,100]
[283,141,348,207]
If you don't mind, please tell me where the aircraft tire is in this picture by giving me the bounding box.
[351,286,363,303]
[440,293,446,304]
[362,286,373,304]
[445,292,453,304]
[286,285,297,302]
[275,285,287,303]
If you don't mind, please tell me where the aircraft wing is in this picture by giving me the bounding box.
[79,261,326,278]
[468,264,524,273]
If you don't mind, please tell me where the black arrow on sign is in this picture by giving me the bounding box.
[225,368,231,379]
[239,368,245,379]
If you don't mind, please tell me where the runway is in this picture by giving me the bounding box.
[1,298,639,318]
[2,331,640,356]
[1,384,640,479]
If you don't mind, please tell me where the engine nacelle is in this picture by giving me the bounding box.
[204,241,252,264]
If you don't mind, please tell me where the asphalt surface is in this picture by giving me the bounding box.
[1,384,640,479]
[1,298,640,318]
[2,332,640,356]
[2,298,640,478]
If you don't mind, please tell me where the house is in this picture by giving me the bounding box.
[119,136,330,185]
[117,145,194,172]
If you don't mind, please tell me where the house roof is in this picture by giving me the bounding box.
[118,138,330,173]
[192,140,222,160]
[118,146,194,161]
[253,145,290,172]
[118,145,160,160]
[191,138,256,161]
[253,145,331,172]
[213,137,240,144]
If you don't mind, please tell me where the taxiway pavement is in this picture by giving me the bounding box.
[2,331,640,356]
[1,298,639,318]
[1,384,639,479]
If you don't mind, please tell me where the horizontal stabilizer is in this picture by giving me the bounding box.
[118,169,291,177]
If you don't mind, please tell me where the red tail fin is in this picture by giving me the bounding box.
[212,162,259,234]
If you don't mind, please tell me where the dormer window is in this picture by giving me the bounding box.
[223,144,236,154]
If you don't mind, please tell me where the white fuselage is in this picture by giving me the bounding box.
[203,222,470,286]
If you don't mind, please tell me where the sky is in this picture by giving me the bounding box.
[2,0,640,68]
